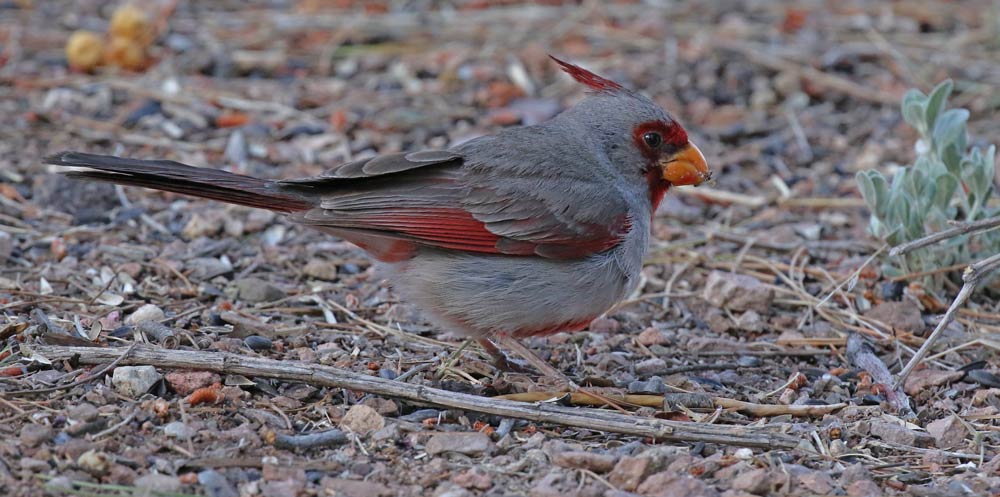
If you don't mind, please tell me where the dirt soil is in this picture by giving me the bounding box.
[2,1,1000,496]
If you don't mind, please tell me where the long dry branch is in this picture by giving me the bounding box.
[497,391,846,417]
[28,344,800,450]
[889,215,1000,257]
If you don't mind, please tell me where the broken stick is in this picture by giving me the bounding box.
[29,344,799,450]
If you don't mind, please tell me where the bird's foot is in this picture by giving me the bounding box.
[487,335,630,413]
[477,338,534,374]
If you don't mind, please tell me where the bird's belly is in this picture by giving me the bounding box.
[382,249,634,338]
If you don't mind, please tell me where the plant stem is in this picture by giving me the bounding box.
[894,252,1000,389]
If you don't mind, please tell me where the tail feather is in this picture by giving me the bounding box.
[45,152,313,213]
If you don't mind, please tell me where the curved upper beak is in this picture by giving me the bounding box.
[661,142,711,186]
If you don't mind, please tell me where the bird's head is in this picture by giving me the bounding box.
[550,56,711,194]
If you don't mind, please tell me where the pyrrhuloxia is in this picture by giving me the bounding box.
[46,56,710,380]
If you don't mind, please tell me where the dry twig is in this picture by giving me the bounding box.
[894,253,1000,389]
[31,344,799,449]
[889,215,1000,257]
[270,428,348,450]
[497,391,845,417]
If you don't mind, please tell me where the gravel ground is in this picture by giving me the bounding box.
[2,1,1000,496]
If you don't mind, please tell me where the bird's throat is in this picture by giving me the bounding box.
[646,169,670,214]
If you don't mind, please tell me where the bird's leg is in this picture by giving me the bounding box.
[493,335,630,413]
[477,338,533,374]
[491,335,575,384]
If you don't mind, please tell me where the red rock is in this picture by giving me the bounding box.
[339,404,385,436]
[320,477,391,497]
[588,317,621,333]
[731,468,773,494]
[903,369,963,396]
[636,327,669,346]
[795,471,835,494]
[608,456,657,491]
[165,371,220,396]
[926,414,966,449]
[551,451,618,473]
[636,472,720,497]
[846,479,883,497]
[451,468,492,490]
[864,301,924,336]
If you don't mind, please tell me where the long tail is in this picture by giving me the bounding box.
[45,152,313,213]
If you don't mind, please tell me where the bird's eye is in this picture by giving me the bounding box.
[642,132,662,149]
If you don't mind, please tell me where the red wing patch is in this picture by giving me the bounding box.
[350,208,508,254]
[338,207,627,258]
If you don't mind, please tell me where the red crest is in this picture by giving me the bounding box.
[549,55,625,92]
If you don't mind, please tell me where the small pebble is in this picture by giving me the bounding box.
[302,259,338,281]
[77,449,111,476]
[134,473,181,493]
[244,335,273,351]
[68,402,99,422]
[339,404,385,436]
[425,432,493,456]
[126,303,165,324]
[111,366,162,397]
[628,376,667,394]
[232,277,285,303]
[163,421,196,440]
[20,423,54,448]
[198,469,239,497]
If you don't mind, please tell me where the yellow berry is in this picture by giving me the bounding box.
[65,31,104,71]
[109,4,153,45]
[104,36,147,71]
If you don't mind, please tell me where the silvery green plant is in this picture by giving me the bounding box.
[856,80,998,289]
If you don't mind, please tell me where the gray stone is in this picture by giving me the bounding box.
[198,469,238,497]
[20,423,54,447]
[68,402,99,422]
[870,421,934,447]
[425,432,493,456]
[134,473,180,493]
[126,303,165,324]
[111,366,162,397]
[628,376,667,394]
[163,421,196,440]
[187,257,233,281]
[634,358,666,376]
[232,277,285,303]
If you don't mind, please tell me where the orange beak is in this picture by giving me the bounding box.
[661,142,711,186]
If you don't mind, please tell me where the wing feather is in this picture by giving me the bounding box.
[283,148,630,259]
